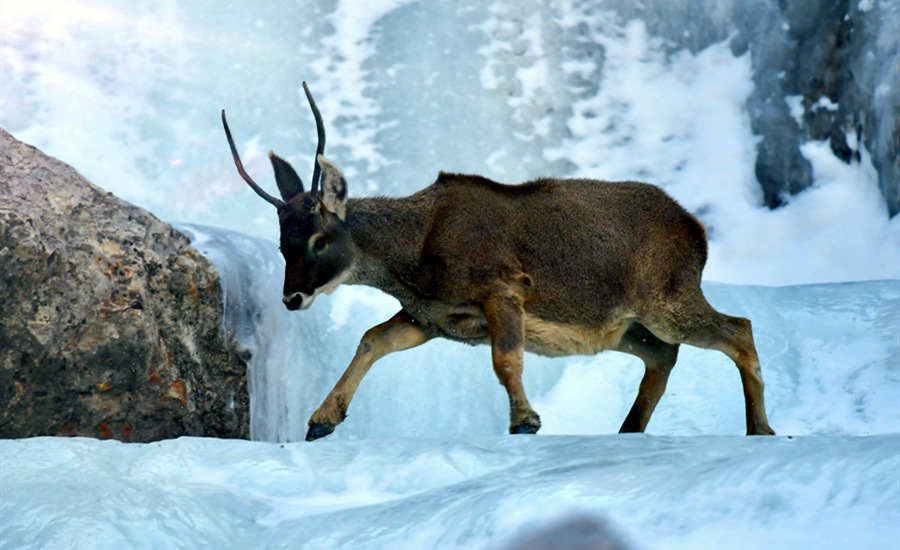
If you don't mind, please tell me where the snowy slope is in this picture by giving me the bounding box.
[2,1,897,285]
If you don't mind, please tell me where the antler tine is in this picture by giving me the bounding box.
[221,109,284,208]
[302,82,326,195]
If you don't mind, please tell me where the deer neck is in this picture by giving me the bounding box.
[342,195,431,293]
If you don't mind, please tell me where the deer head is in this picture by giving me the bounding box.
[222,82,353,310]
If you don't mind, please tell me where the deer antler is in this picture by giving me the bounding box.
[302,82,326,196]
[221,109,284,208]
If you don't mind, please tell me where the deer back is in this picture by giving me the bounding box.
[376,173,707,324]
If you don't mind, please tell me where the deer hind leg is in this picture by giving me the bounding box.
[482,290,541,434]
[641,298,775,436]
[306,310,434,441]
[615,322,680,433]
[712,314,775,435]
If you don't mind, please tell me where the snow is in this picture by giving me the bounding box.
[3,433,899,549]
[1,1,899,548]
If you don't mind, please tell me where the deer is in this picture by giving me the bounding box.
[222,82,775,442]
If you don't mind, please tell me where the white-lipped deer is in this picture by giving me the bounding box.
[222,83,775,441]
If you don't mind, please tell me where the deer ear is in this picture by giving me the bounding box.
[269,152,305,202]
[317,154,347,220]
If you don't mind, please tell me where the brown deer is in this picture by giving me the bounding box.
[222,83,775,441]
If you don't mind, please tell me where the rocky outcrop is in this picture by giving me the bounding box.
[0,129,249,441]
[597,0,899,214]
[740,0,899,213]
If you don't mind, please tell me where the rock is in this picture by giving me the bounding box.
[742,0,899,212]
[597,0,898,214]
[0,129,249,442]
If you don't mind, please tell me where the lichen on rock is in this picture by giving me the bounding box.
[0,129,249,441]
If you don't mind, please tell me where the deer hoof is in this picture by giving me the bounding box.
[306,422,336,441]
[509,411,541,435]
[510,417,541,434]
[510,424,539,434]
[749,425,776,436]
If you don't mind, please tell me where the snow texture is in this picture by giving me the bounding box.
[2,433,898,549]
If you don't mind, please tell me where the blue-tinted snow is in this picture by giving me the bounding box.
[2,432,898,549]
[9,224,891,548]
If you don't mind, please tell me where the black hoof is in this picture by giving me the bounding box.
[306,422,336,441]
[510,424,539,435]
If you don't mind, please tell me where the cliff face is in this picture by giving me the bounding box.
[740,0,899,214]
[597,0,898,213]
[0,129,249,441]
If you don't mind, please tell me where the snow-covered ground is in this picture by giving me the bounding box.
[1,1,899,548]
[3,432,898,549]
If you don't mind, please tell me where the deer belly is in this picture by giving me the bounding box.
[523,314,629,357]
[418,310,491,345]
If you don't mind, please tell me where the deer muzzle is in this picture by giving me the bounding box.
[283,291,315,311]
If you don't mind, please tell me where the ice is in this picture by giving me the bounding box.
[36,225,885,548]
[173,224,329,442]
[2,1,899,548]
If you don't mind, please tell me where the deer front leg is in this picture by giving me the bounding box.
[306,310,434,441]
[483,291,541,435]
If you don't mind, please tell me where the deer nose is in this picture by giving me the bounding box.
[283,291,314,311]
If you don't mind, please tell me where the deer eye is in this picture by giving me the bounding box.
[311,235,327,252]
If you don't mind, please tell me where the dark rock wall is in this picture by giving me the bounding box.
[0,129,249,441]
[743,0,898,213]
[604,0,899,214]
